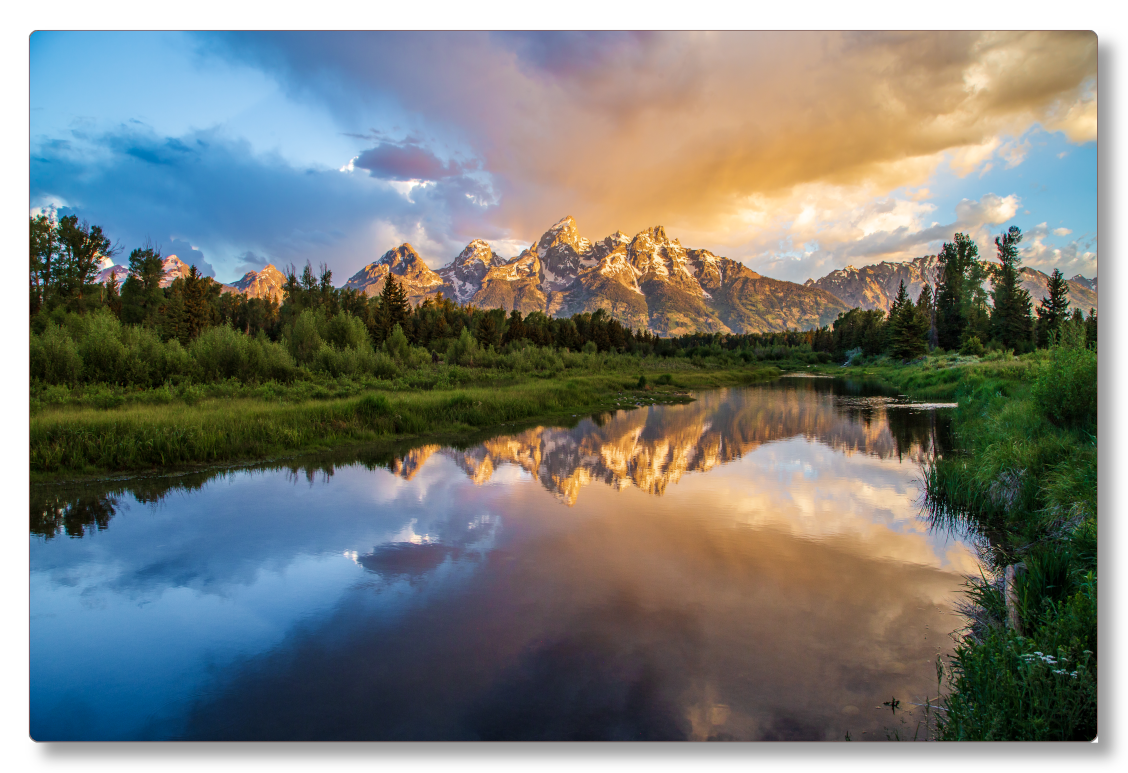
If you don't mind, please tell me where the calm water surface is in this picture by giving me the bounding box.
[30,377,973,741]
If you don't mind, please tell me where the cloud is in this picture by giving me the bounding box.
[949,138,1001,177]
[954,193,1020,225]
[206,31,1095,247]
[1021,222,1097,276]
[32,32,1095,287]
[353,141,471,181]
[1053,227,1073,236]
[30,124,498,282]
[734,189,1028,283]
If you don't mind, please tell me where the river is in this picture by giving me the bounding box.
[30,376,973,741]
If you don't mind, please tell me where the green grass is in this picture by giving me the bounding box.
[31,366,779,478]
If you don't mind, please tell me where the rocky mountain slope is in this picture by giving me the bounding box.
[331,216,845,334]
[806,257,1098,315]
[341,244,444,307]
[437,240,509,304]
[96,255,226,290]
[1017,268,1098,313]
[1070,275,1097,293]
[805,256,942,311]
[228,264,286,303]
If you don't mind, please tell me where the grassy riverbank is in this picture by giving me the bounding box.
[30,365,779,479]
[818,345,1097,740]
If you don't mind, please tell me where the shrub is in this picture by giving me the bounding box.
[637,374,648,388]
[121,325,193,386]
[447,327,479,366]
[30,324,82,385]
[323,312,368,351]
[956,336,983,356]
[191,324,251,381]
[313,342,361,378]
[1032,344,1097,428]
[369,350,400,379]
[383,324,412,362]
[288,309,323,365]
[656,373,673,386]
[191,324,296,383]
[77,309,128,384]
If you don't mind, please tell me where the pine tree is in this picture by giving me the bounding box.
[160,283,188,344]
[477,312,499,348]
[916,282,937,350]
[54,215,116,306]
[282,265,304,310]
[121,245,167,325]
[989,226,1034,352]
[104,271,122,318]
[183,265,211,341]
[886,280,924,359]
[30,214,58,313]
[888,279,908,331]
[378,273,410,341]
[1085,308,1097,349]
[1035,268,1071,347]
[935,233,979,350]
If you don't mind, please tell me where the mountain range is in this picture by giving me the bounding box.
[96,217,1097,332]
[806,256,1098,314]
[334,217,849,335]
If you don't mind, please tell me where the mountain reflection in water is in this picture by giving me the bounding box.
[30,378,971,741]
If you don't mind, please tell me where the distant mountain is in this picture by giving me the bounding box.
[804,256,941,312]
[1017,268,1098,314]
[465,217,846,334]
[95,255,231,291]
[341,244,444,307]
[1069,274,1098,294]
[807,258,1098,316]
[94,264,129,286]
[229,264,286,303]
[326,216,844,334]
[91,222,949,335]
[436,240,508,304]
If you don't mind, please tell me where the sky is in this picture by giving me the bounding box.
[29,31,1097,285]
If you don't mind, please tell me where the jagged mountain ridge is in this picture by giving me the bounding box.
[369,217,836,334]
[1017,267,1098,313]
[805,256,1098,314]
[341,244,444,307]
[1070,275,1097,293]
[436,240,508,304]
[804,257,942,312]
[96,255,240,292]
[331,216,845,334]
[228,264,286,303]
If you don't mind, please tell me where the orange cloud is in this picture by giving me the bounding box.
[432,31,1097,243]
